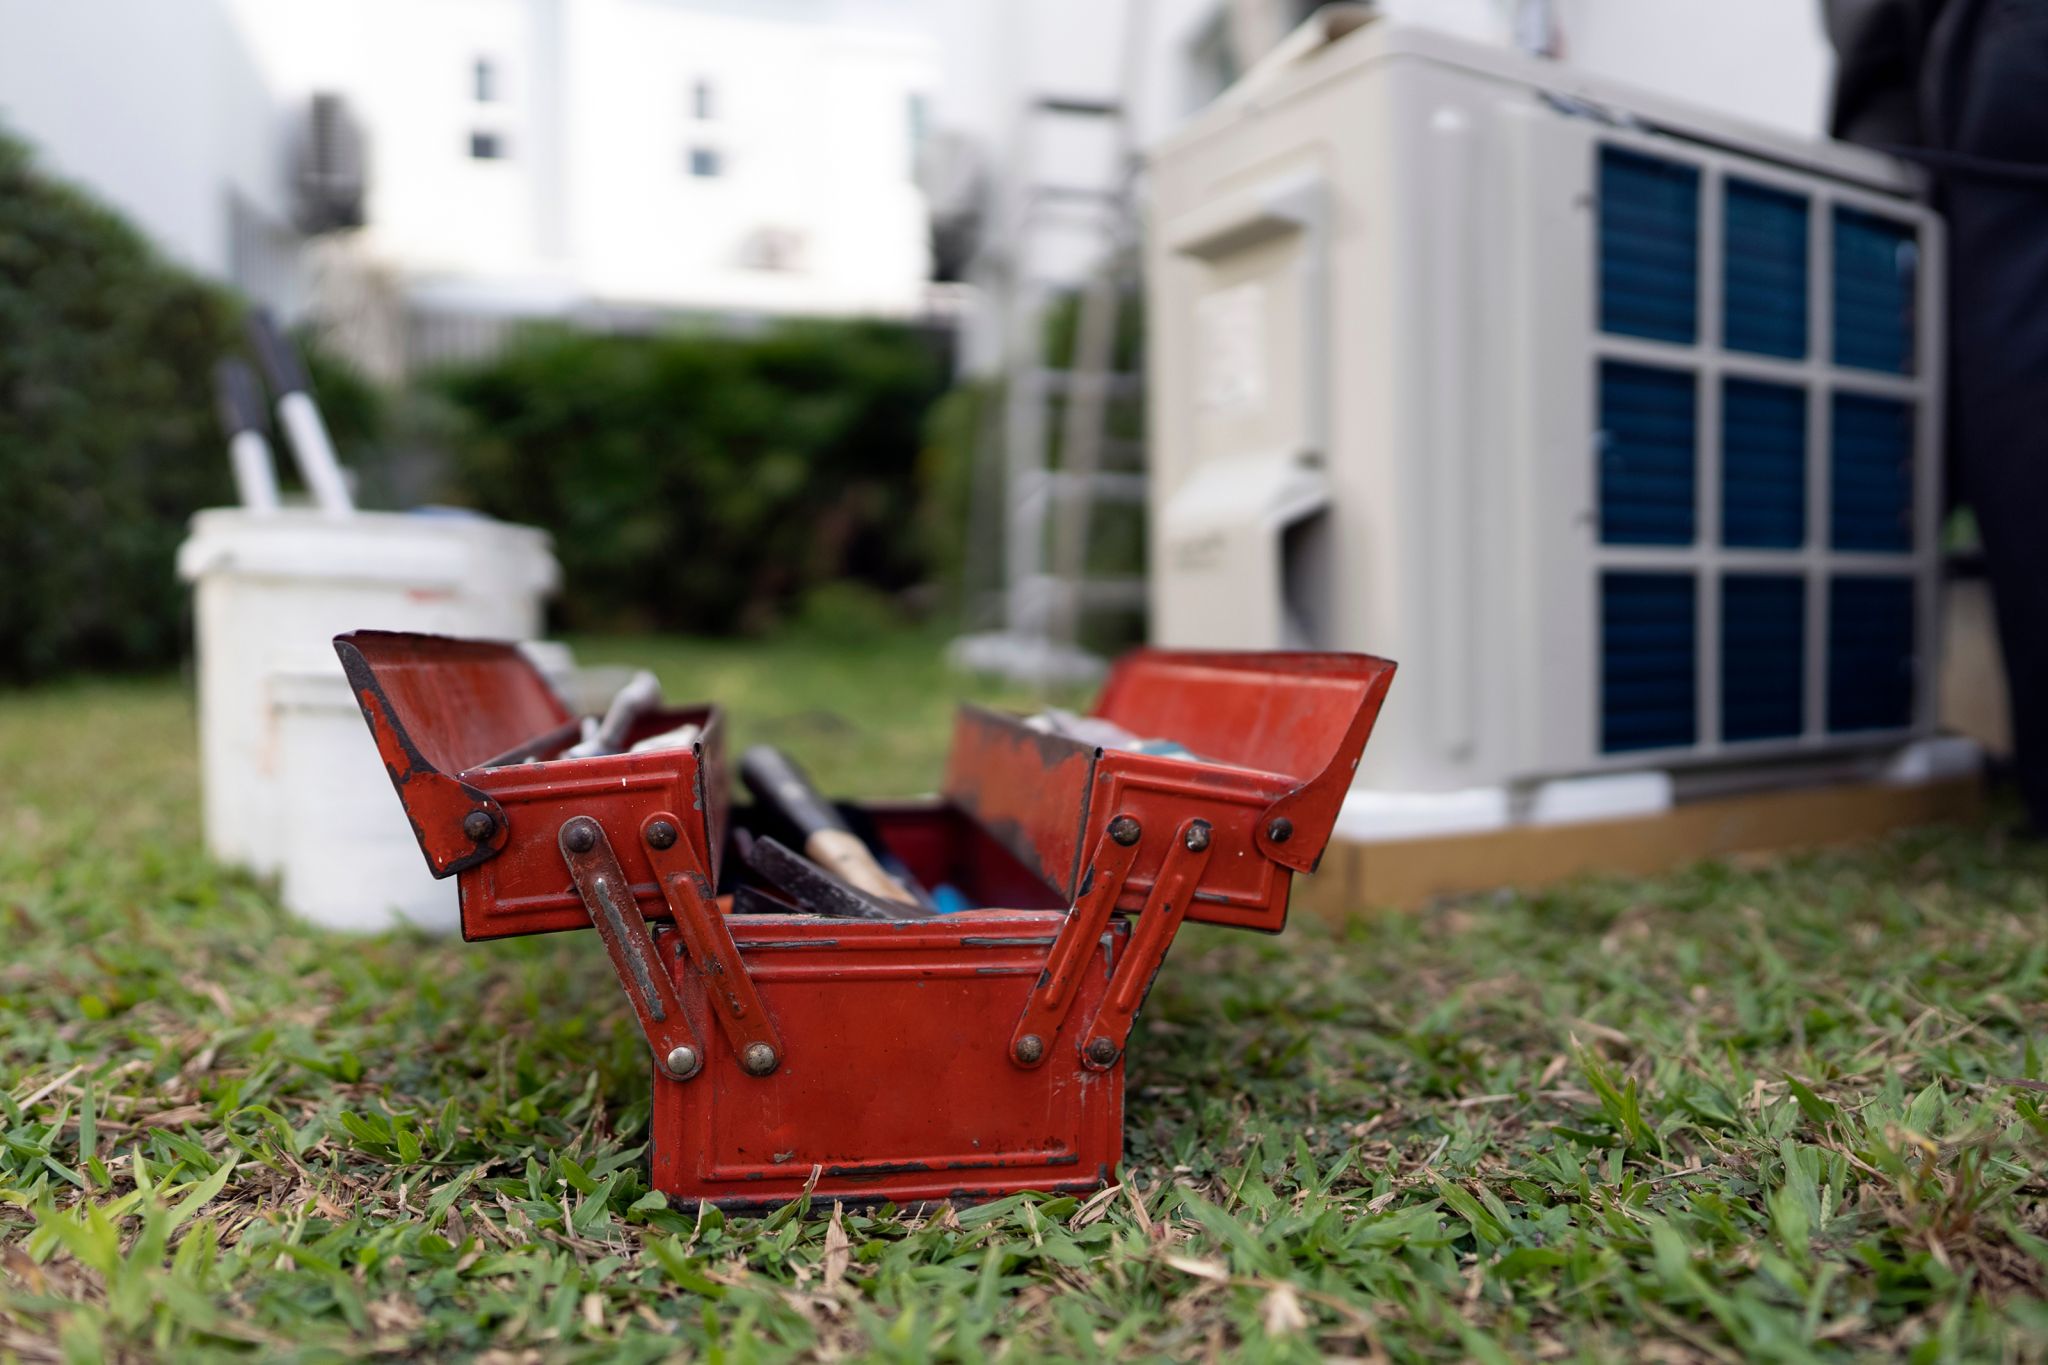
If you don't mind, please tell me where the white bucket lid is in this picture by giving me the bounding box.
[177,507,558,594]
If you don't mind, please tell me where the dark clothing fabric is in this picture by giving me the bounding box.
[1824,0,1955,145]
[1826,0,2048,831]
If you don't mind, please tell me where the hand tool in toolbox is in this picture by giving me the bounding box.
[335,630,1395,1210]
[738,744,933,910]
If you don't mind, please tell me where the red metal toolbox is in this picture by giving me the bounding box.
[336,631,1394,1209]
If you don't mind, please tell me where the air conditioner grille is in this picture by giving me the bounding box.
[1723,178,1809,358]
[1598,147,1699,344]
[1598,360,1696,546]
[1830,392,1914,552]
[1586,137,1927,764]
[1721,574,1805,741]
[1827,576,1915,732]
[1601,572,1697,753]
[1833,207,1917,374]
[1721,377,1806,549]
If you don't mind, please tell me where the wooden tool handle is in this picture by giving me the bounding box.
[739,746,916,905]
[805,828,916,904]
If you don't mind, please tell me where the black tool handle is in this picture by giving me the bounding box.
[246,307,309,395]
[741,745,928,905]
[213,358,268,437]
[739,745,845,840]
[746,838,931,921]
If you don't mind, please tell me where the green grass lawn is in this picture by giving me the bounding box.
[5,626,2048,1361]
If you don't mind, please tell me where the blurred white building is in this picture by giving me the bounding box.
[920,0,1843,669]
[0,0,1835,382]
[0,0,301,303]
[0,0,940,376]
[924,0,1838,374]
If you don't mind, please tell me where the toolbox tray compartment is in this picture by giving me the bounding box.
[942,649,1399,933]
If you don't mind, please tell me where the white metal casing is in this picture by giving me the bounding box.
[1145,19,1943,794]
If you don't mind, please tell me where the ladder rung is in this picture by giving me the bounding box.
[1032,96,1122,118]
[1019,470,1148,503]
[1024,368,1143,398]
[1023,184,1123,206]
[1019,575,1147,610]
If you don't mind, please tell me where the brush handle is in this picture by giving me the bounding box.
[739,746,916,905]
[247,309,354,516]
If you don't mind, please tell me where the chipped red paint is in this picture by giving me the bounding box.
[457,738,719,940]
[558,815,705,1076]
[336,631,1395,1209]
[1091,650,1397,875]
[1006,824,1142,1068]
[1076,816,1212,1065]
[650,911,1128,1209]
[334,631,726,941]
[641,811,783,1071]
[941,705,1097,900]
[937,650,1397,934]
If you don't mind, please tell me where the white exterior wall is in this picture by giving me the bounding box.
[3,0,937,337]
[0,0,295,290]
[230,0,938,326]
[565,3,932,316]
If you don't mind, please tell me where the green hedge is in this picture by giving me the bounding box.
[0,131,244,682]
[434,322,950,634]
[0,118,952,671]
[0,131,389,682]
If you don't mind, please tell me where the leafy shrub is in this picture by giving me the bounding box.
[0,130,243,681]
[915,378,994,617]
[0,130,391,682]
[434,321,949,634]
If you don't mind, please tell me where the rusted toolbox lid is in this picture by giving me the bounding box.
[335,631,579,876]
[335,630,730,941]
[943,649,1395,933]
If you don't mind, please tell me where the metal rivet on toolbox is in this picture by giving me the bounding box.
[562,818,598,854]
[665,1045,701,1079]
[741,1042,779,1076]
[463,810,496,842]
[645,819,679,850]
[1266,817,1293,844]
[1109,815,1141,846]
[1184,820,1212,853]
[1085,1037,1120,1066]
[1013,1034,1044,1064]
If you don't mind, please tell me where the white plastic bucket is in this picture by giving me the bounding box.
[176,508,560,899]
[270,665,460,932]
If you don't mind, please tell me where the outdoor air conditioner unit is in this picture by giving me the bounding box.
[295,92,367,233]
[1145,17,1943,801]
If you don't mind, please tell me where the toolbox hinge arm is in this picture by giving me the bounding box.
[1007,813,1143,1068]
[639,812,785,1077]
[1007,813,1211,1070]
[558,817,707,1081]
[1074,817,1212,1070]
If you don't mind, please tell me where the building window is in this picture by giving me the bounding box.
[1185,12,1238,112]
[691,78,716,120]
[740,226,807,272]
[687,146,723,178]
[470,131,506,160]
[906,91,929,176]
[473,58,498,103]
